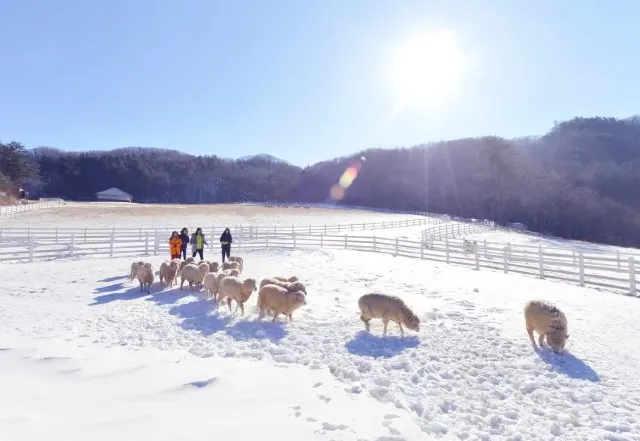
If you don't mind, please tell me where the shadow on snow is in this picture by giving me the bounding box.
[535,346,600,382]
[169,298,288,342]
[345,330,420,358]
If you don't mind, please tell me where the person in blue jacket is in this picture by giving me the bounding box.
[220,228,232,263]
[179,228,190,260]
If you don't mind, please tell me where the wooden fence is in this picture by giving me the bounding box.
[0,200,63,216]
[0,228,637,297]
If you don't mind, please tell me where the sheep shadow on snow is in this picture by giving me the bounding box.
[169,299,288,342]
[534,346,600,382]
[345,330,420,358]
[146,286,193,305]
[99,275,129,283]
[89,284,155,305]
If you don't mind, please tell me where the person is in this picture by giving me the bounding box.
[190,227,207,260]
[169,231,182,260]
[220,227,232,263]
[179,227,190,259]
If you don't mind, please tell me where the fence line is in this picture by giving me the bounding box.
[422,220,495,242]
[0,216,445,241]
[0,200,64,216]
[0,228,637,297]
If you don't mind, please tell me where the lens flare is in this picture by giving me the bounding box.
[329,159,363,201]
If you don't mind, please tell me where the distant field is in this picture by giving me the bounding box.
[0,202,425,229]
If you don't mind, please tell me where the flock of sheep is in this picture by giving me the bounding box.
[128,257,570,354]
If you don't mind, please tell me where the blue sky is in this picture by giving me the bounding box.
[1,0,639,166]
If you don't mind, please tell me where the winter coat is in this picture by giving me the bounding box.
[179,233,190,249]
[169,236,182,255]
[220,230,232,246]
[190,232,207,250]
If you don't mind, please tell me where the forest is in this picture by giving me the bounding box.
[2,116,640,247]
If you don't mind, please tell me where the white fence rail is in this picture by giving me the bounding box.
[0,200,63,216]
[422,220,495,243]
[0,229,637,297]
[0,216,444,242]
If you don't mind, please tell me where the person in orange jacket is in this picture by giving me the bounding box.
[169,231,182,260]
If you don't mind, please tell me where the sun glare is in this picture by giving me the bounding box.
[389,29,465,113]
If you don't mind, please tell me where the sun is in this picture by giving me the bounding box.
[389,29,465,113]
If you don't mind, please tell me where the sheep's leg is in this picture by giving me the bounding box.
[360,314,371,332]
[139,281,143,292]
[382,318,389,336]
[227,298,232,312]
[538,333,546,347]
[272,312,279,322]
[288,314,293,322]
[239,302,245,316]
[398,322,404,336]
[258,307,265,319]
[526,326,536,346]
[180,278,185,290]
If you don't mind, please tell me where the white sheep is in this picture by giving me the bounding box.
[227,268,241,278]
[202,272,219,300]
[178,257,196,277]
[129,261,144,282]
[358,293,420,336]
[209,261,220,273]
[524,300,569,353]
[221,261,241,272]
[274,275,298,283]
[257,284,306,322]
[136,262,154,293]
[180,262,209,291]
[216,277,258,315]
[228,256,244,271]
[159,259,180,287]
[259,277,307,294]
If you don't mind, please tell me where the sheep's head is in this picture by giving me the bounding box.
[289,291,307,309]
[210,262,219,272]
[288,276,299,283]
[403,311,421,332]
[546,332,568,353]
[288,281,307,294]
[242,278,258,292]
[169,260,180,269]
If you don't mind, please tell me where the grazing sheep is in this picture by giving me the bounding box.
[129,261,144,282]
[358,293,420,336]
[217,277,258,315]
[136,262,154,293]
[159,259,180,287]
[221,261,241,272]
[274,275,298,283]
[524,300,569,353]
[180,262,209,290]
[259,277,307,295]
[209,261,220,273]
[257,284,307,322]
[178,257,196,277]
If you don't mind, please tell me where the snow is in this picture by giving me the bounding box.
[1,247,639,440]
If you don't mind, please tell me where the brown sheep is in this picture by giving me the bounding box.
[259,277,307,295]
[524,300,569,353]
[257,284,307,322]
[217,277,258,315]
[358,293,420,336]
[209,261,220,273]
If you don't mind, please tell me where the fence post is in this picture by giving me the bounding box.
[483,239,488,259]
[420,241,424,260]
[395,237,399,256]
[29,237,34,263]
[578,252,585,286]
[507,243,512,260]
[474,244,479,270]
[70,233,75,256]
[320,234,323,248]
[362,222,365,230]
[84,227,88,244]
[309,225,311,235]
[265,233,269,249]
[617,250,621,270]
[503,246,508,273]
[27,226,31,239]
[344,234,348,249]
[145,233,149,256]
[373,235,377,252]
[293,232,296,249]
[292,225,294,236]
[538,245,544,279]
[110,229,115,257]
[445,238,450,263]
[629,257,636,296]
[55,227,59,244]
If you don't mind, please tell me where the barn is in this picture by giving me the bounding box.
[95,187,133,203]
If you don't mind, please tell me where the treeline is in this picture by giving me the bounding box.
[4,116,640,246]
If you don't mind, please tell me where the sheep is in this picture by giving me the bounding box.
[524,300,569,353]
[136,262,154,293]
[227,268,241,278]
[202,272,219,300]
[221,261,241,272]
[180,262,209,290]
[274,275,298,283]
[216,277,258,315]
[209,261,220,273]
[257,284,307,322]
[178,257,196,277]
[159,259,180,287]
[228,256,243,266]
[358,293,420,336]
[259,277,307,295]
[129,261,144,282]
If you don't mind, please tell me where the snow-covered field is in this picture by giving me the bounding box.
[1,247,639,440]
[0,202,425,229]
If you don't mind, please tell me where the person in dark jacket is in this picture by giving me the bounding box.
[179,228,190,260]
[220,228,232,263]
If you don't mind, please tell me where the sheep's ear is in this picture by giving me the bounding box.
[565,334,569,339]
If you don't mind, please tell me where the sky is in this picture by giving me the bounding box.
[1,0,639,167]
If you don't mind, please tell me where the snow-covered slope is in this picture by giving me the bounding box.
[1,248,638,440]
